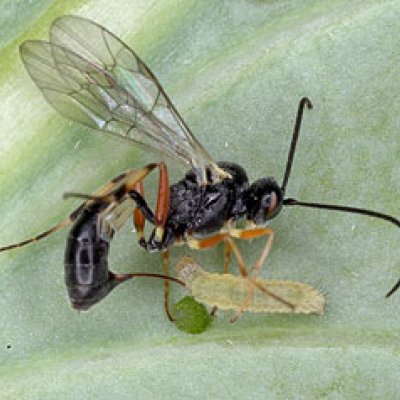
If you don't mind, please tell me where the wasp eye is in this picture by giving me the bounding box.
[247,178,283,225]
[266,191,279,217]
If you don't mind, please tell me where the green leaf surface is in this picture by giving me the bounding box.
[1,0,400,398]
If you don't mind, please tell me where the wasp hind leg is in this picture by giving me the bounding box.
[129,162,175,321]
[0,217,74,253]
[0,164,158,251]
[0,202,87,253]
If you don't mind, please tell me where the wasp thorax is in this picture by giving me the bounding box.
[246,178,283,225]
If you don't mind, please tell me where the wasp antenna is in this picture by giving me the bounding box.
[283,198,400,228]
[0,217,72,253]
[281,97,313,196]
[283,197,400,296]
[386,280,400,298]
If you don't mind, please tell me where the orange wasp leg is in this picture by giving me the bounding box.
[187,233,231,318]
[132,162,169,244]
[187,229,272,278]
[187,232,251,278]
[224,240,232,274]
[187,232,254,320]
[132,180,146,247]
[156,163,173,321]
[162,249,175,321]
[0,216,75,253]
[0,164,158,253]
[131,162,174,320]
[187,227,294,322]
[209,240,232,316]
[227,227,294,322]
[154,162,170,242]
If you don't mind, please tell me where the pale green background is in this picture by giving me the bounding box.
[0,1,399,399]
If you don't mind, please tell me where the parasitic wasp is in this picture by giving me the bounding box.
[2,164,185,310]
[1,15,400,321]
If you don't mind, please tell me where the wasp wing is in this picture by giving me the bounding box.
[20,15,221,182]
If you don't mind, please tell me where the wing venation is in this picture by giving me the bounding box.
[20,15,223,182]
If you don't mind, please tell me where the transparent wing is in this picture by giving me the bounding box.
[20,15,223,182]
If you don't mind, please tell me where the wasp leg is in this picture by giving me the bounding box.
[227,228,294,322]
[128,164,173,321]
[154,162,170,243]
[0,165,159,253]
[106,163,158,197]
[64,164,159,240]
[187,233,252,320]
[187,233,253,321]
[224,240,232,274]
[210,240,232,317]
[2,171,144,253]
[0,217,73,252]
[119,163,174,322]
[187,234,229,310]
[0,202,87,253]
[162,249,175,321]
[228,227,274,277]
[131,181,151,248]
[226,236,278,323]
[129,162,169,248]
[65,163,158,204]
[187,229,274,277]
[187,228,294,322]
[128,190,155,223]
[186,233,227,250]
[128,189,157,251]
[187,233,248,276]
[65,163,158,201]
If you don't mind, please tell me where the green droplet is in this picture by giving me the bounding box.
[172,296,212,334]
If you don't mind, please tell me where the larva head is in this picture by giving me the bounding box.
[175,256,204,290]
[246,177,283,225]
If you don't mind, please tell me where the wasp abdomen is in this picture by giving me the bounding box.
[64,206,118,310]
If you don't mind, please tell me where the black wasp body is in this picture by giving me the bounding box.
[64,196,183,310]
[63,165,184,311]
[64,201,115,310]
[168,162,249,237]
[135,161,282,251]
[3,15,400,322]
[0,164,184,311]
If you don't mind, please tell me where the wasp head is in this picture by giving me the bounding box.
[246,178,283,225]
